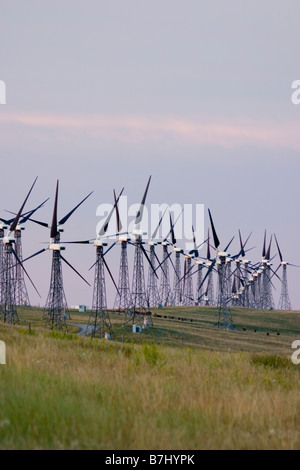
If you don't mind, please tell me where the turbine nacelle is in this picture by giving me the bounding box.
[119,235,131,242]
[3,235,16,244]
[93,239,108,247]
[49,243,66,251]
[132,228,147,237]
[15,224,25,231]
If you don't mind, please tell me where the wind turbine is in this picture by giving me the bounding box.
[2,198,49,306]
[274,234,300,311]
[196,209,234,329]
[189,226,206,306]
[158,213,174,307]
[181,229,195,306]
[147,208,167,307]
[0,177,40,324]
[63,188,124,338]
[260,232,275,309]
[130,176,156,323]
[21,180,92,330]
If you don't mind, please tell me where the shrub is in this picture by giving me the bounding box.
[142,343,161,366]
[251,353,293,369]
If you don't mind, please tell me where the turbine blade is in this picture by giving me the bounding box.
[150,207,167,241]
[0,216,11,225]
[232,277,236,293]
[239,230,245,257]
[25,216,49,229]
[11,247,41,298]
[103,241,118,257]
[9,177,38,233]
[103,257,120,295]
[208,209,220,250]
[225,235,235,253]
[154,249,172,273]
[262,230,266,258]
[197,260,216,293]
[88,260,97,272]
[134,175,151,226]
[162,209,183,242]
[206,229,211,260]
[169,213,176,246]
[274,234,283,263]
[140,243,158,279]
[58,191,93,226]
[182,259,187,294]
[60,254,91,286]
[98,188,124,238]
[176,260,196,286]
[63,240,92,244]
[19,197,50,224]
[20,248,47,264]
[50,180,59,239]
[266,234,273,260]
[190,225,199,258]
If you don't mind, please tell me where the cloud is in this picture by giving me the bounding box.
[0,112,299,150]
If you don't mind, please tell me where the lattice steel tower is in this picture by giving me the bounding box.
[241,259,250,307]
[131,236,148,320]
[234,259,242,306]
[147,243,160,307]
[260,260,275,309]
[114,238,133,311]
[278,263,292,310]
[159,242,172,306]
[0,223,8,309]
[215,252,233,328]
[88,244,113,338]
[196,261,205,305]
[44,235,68,330]
[14,227,30,306]
[0,241,18,324]
[204,261,215,305]
[172,248,182,306]
[274,235,293,311]
[204,229,214,306]
[0,178,38,324]
[182,255,194,305]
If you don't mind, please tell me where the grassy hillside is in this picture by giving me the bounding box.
[0,305,299,450]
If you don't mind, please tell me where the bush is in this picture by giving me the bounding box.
[142,343,161,366]
[251,353,293,369]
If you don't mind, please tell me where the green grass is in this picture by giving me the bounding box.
[0,305,300,449]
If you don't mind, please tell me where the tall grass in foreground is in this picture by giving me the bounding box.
[0,325,299,450]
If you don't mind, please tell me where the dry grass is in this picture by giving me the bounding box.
[0,307,300,450]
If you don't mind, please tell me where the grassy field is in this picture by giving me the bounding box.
[0,305,300,449]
